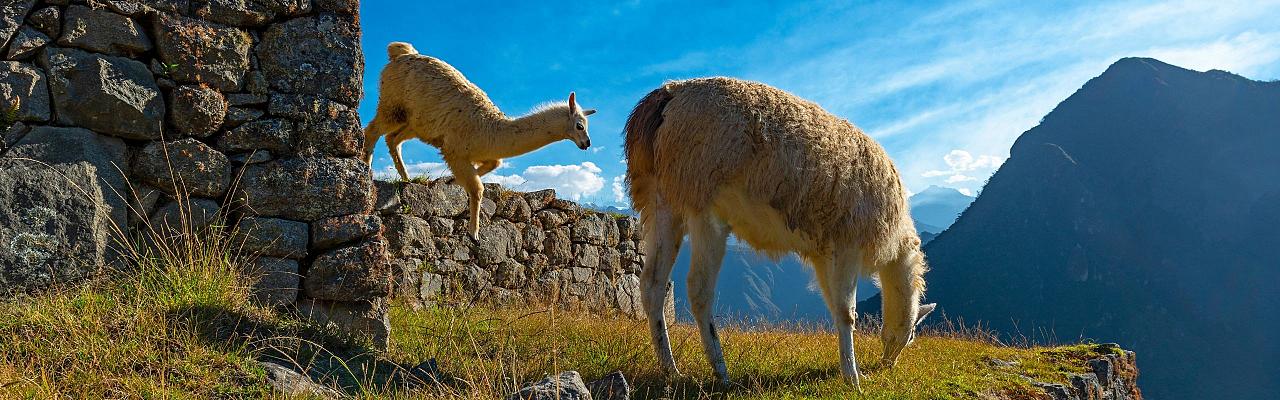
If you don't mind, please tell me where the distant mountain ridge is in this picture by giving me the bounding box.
[867,57,1280,399]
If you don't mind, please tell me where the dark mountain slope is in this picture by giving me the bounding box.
[870,58,1280,399]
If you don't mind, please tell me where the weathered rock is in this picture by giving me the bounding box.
[153,14,251,91]
[401,181,468,218]
[0,127,126,295]
[614,274,642,317]
[222,106,264,129]
[373,180,401,213]
[246,256,299,306]
[573,244,599,269]
[148,197,221,235]
[225,92,267,106]
[168,85,226,137]
[296,297,390,350]
[219,118,292,153]
[100,0,149,16]
[39,47,163,139]
[257,360,342,399]
[496,192,532,222]
[0,61,48,121]
[544,227,572,264]
[25,6,58,38]
[229,150,271,165]
[571,214,607,245]
[134,139,231,198]
[523,189,555,210]
[494,260,526,288]
[257,13,361,104]
[549,198,579,212]
[296,108,360,156]
[305,239,390,301]
[311,213,381,250]
[193,0,311,27]
[508,371,592,400]
[537,209,570,228]
[237,157,373,221]
[124,184,163,228]
[616,218,636,241]
[5,25,47,60]
[522,224,545,252]
[475,220,520,265]
[234,217,308,258]
[0,1,33,50]
[586,371,630,400]
[58,5,151,56]
[314,0,358,15]
[267,92,349,119]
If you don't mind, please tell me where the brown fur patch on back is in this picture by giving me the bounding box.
[387,105,408,125]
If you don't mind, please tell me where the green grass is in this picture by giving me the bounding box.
[0,195,1114,399]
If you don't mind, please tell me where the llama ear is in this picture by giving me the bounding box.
[583,109,596,116]
[568,92,578,112]
[916,303,937,326]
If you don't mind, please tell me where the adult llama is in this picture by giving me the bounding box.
[364,42,596,238]
[623,77,935,386]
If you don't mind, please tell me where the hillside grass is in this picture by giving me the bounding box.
[0,198,1110,399]
[0,249,1113,400]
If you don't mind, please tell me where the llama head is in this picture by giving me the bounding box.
[880,301,936,367]
[566,92,596,150]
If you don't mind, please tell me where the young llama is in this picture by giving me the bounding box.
[363,42,596,238]
[623,77,935,387]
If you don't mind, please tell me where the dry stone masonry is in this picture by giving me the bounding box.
[0,0,389,346]
[377,179,651,318]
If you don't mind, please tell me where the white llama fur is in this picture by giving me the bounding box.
[364,42,596,237]
[623,77,935,387]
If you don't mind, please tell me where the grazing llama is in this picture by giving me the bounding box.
[623,77,935,386]
[363,42,596,238]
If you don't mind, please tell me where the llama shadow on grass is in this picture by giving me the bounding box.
[166,304,448,396]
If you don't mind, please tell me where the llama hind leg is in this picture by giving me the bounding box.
[446,156,484,238]
[815,248,862,387]
[387,132,410,182]
[475,159,501,177]
[685,212,730,383]
[640,204,685,377]
[362,116,385,165]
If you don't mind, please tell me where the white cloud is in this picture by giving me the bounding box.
[518,162,606,201]
[957,188,974,196]
[374,161,607,201]
[611,175,628,204]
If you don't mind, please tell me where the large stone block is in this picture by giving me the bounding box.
[311,213,381,250]
[234,217,308,258]
[218,118,293,154]
[304,239,389,301]
[39,47,163,139]
[133,138,231,198]
[26,6,58,38]
[58,5,151,56]
[0,126,126,295]
[153,14,251,91]
[295,108,360,156]
[257,13,361,104]
[5,26,48,60]
[192,0,310,27]
[297,297,389,350]
[401,181,467,218]
[0,61,48,121]
[236,157,373,221]
[0,1,33,50]
[168,85,225,137]
[475,220,520,265]
[148,197,221,236]
[246,256,298,306]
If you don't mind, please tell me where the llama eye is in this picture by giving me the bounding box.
[575,122,585,130]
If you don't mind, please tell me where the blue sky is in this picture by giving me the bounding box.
[358,0,1280,206]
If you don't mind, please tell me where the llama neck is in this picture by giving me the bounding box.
[480,105,570,159]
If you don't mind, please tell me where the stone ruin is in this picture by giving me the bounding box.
[375,179,649,318]
[0,0,653,348]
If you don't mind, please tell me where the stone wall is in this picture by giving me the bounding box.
[376,179,653,318]
[0,0,390,346]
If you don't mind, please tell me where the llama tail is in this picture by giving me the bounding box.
[623,85,674,215]
[387,42,418,61]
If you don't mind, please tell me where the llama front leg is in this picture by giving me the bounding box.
[686,213,730,383]
[640,205,685,377]
[475,159,501,177]
[816,249,862,388]
[445,156,484,238]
